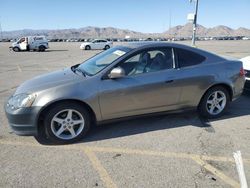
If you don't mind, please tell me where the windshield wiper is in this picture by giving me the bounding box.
[75,67,86,77]
[71,64,86,77]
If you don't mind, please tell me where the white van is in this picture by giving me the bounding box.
[11,36,49,52]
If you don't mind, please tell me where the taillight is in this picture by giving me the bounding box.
[240,67,246,76]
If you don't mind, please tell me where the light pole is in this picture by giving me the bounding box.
[190,0,199,46]
[0,19,3,42]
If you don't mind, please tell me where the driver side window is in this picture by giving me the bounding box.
[118,48,174,76]
[18,38,25,44]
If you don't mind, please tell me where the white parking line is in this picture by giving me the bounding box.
[17,65,22,72]
[233,151,248,188]
[83,147,117,188]
[0,141,249,187]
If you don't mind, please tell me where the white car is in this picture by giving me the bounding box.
[80,39,113,50]
[241,56,250,91]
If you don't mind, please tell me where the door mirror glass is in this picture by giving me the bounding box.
[109,67,125,79]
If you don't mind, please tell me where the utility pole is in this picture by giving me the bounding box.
[0,20,3,42]
[169,10,172,40]
[190,0,199,46]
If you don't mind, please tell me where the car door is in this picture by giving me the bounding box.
[99,40,107,49]
[98,40,106,49]
[173,47,208,107]
[19,37,27,50]
[92,40,100,49]
[28,37,35,49]
[99,48,183,120]
[90,40,97,49]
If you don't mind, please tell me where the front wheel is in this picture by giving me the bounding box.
[44,102,90,144]
[85,45,91,50]
[198,86,230,119]
[13,47,20,52]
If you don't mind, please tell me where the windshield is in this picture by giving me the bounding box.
[78,47,130,76]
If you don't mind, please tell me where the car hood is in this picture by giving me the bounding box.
[241,56,250,70]
[15,68,83,94]
[12,42,18,46]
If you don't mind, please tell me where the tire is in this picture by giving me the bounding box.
[85,45,91,50]
[44,102,91,144]
[104,45,110,50]
[38,45,46,52]
[13,47,20,52]
[198,86,230,119]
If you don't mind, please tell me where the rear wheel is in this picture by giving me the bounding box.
[38,45,46,52]
[44,102,91,144]
[104,45,110,50]
[13,47,20,52]
[198,86,229,118]
[85,45,91,50]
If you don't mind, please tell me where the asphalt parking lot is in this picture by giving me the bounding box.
[0,41,250,188]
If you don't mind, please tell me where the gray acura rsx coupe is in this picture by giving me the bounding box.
[5,42,246,144]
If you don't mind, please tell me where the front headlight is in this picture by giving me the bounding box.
[7,93,36,110]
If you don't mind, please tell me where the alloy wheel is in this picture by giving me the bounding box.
[51,109,85,140]
[206,91,227,115]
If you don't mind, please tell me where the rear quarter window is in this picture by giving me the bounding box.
[176,48,206,68]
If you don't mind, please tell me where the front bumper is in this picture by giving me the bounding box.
[80,45,85,50]
[4,104,41,136]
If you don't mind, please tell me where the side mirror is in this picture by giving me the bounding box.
[109,67,125,79]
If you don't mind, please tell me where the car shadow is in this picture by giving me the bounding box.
[83,94,250,143]
[45,50,69,52]
[35,94,250,145]
[82,112,212,142]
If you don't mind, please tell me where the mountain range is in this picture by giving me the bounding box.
[165,24,250,38]
[2,23,250,39]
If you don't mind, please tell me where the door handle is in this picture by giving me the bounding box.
[165,80,174,83]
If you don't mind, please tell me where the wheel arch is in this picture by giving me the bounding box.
[13,46,20,51]
[36,99,97,133]
[85,45,91,50]
[199,83,233,106]
[38,45,46,50]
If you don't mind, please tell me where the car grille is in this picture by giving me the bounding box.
[245,70,250,78]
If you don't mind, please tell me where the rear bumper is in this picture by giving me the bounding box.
[231,76,246,101]
[4,104,41,136]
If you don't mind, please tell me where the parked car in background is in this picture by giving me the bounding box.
[241,56,250,91]
[242,37,250,40]
[5,42,245,144]
[10,36,49,52]
[80,39,113,50]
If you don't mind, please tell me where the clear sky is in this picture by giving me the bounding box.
[0,0,249,32]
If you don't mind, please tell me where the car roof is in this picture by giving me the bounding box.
[117,41,225,61]
[93,39,107,41]
[119,41,194,49]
